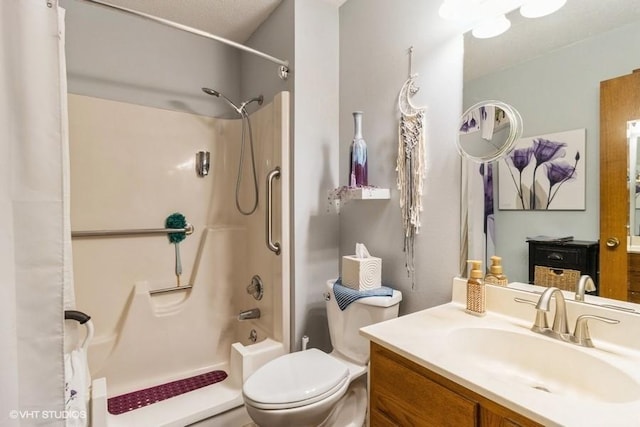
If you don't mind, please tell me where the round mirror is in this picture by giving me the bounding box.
[456,100,523,163]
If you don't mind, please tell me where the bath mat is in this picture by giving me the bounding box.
[107,370,228,415]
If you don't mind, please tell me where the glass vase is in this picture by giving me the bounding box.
[349,111,368,187]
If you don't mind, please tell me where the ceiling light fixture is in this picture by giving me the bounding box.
[471,14,512,39]
[439,0,566,39]
[519,0,567,18]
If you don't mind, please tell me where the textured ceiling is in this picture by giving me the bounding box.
[100,0,283,43]
[83,0,637,81]
[464,0,640,81]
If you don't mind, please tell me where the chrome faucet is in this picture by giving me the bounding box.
[570,314,620,347]
[238,308,261,320]
[516,288,620,347]
[519,287,620,348]
[535,287,570,339]
[575,275,596,302]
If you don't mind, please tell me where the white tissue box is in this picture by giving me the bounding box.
[342,255,382,291]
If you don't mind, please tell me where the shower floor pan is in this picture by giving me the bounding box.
[107,370,228,415]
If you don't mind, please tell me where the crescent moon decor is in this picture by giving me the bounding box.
[396,46,427,290]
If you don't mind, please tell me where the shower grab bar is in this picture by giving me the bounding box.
[266,167,281,255]
[149,284,193,296]
[77,0,289,79]
[72,223,194,238]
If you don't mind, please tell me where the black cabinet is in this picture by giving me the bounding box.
[527,239,599,295]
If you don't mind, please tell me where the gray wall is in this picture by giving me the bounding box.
[61,0,241,117]
[464,21,640,283]
[240,0,294,107]
[62,0,467,352]
[243,0,340,352]
[290,1,340,352]
[339,0,464,314]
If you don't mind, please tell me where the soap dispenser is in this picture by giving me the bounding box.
[484,256,508,287]
[466,260,485,316]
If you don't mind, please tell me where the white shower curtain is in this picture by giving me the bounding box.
[0,1,72,426]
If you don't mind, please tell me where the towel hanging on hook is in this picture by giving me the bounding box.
[396,46,427,290]
[64,310,93,427]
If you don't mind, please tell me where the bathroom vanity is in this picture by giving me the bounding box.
[369,342,540,426]
[361,278,640,427]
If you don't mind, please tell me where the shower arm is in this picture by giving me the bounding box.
[77,0,290,80]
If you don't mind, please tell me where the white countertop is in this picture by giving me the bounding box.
[360,278,640,427]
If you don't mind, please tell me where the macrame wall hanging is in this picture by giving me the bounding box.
[396,46,426,290]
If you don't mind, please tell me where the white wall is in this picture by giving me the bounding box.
[464,21,640,283]
[339,0,464,314]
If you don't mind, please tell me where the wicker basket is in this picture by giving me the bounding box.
[533,265,580,291]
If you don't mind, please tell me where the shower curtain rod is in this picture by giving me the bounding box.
[77,0,290,80]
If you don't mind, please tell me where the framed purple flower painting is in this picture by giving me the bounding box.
[498,128,586,210]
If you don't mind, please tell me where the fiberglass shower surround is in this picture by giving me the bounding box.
[202,87,264,216]
[69,91,291,426]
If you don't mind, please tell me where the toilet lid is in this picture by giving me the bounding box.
[243,349,349,409]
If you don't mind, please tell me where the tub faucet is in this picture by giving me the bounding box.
[575,275,596,302]
[535,287,570,339]
[238,308,261,321]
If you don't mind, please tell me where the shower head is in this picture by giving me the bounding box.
[202,87,242,115]
[202,87,264,116]
[202,87,220,97]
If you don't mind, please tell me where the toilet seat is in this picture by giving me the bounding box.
[243,349,349,410]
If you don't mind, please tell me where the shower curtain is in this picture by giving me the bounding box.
[0,1,72,425]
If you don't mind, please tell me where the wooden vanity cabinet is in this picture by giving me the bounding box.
[369,342,542,427]
[627,253,640,303]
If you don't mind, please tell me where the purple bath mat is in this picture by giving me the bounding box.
[107,370,228,415]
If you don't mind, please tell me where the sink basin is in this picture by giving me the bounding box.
[448,328,640,403]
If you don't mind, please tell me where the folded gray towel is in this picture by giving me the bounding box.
[332,278,393,311]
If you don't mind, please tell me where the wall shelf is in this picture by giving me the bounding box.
[328,186,390,214]
[344,187,390,200]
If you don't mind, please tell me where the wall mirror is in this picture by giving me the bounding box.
[461,0,640,304]
[457,101,522,163]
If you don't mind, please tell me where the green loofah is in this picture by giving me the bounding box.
[166,212,187,243]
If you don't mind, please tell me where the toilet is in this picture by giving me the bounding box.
[242,280,402,427]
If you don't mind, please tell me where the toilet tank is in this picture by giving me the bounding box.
[325,280,402,365]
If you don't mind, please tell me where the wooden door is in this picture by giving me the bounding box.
[600,70,640,300]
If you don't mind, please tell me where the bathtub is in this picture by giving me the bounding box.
[85,227,288,426]
[91,337,285,427]
[69,92,291,426]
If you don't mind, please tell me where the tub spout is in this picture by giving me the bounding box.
[238,308,261,321]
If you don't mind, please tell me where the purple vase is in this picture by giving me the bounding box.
[349,111,368,187]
